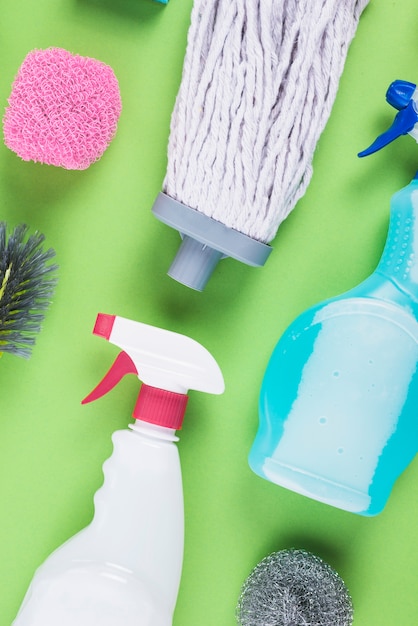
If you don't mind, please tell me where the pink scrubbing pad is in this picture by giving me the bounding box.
[3,47,122,170]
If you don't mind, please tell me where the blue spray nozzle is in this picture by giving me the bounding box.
[358,80,418,158]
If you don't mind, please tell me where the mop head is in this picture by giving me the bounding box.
[163,0,369,243]
[236,549,353,626]
[3,48,122,170]
[0,223,58,358]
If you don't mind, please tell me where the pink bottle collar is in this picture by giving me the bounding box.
[134,385,189,430]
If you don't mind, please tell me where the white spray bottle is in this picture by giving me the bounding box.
[12,313,224,626]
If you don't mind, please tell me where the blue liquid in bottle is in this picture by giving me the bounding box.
[249,174,418,515]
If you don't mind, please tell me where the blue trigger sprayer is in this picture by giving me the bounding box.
[249,173,418,516]
[358,79,418,157]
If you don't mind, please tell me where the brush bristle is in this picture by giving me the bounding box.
[236,548,353,626]
[0,223,58,358]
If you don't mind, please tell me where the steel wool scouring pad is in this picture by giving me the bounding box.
[152,0,369,290]
[0,223,58,358]
[3,48,122,170]
[236,549,353,626]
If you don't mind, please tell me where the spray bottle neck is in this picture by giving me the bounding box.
[129,419,179,443]
[376,176,418,302]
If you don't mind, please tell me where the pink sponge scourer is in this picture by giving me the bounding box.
[3,47,122,170]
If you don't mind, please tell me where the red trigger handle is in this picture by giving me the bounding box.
[82,351,138,405]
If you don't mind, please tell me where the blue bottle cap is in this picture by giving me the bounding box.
[386,80,416,110]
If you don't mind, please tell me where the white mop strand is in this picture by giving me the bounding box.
[163,0,369,244]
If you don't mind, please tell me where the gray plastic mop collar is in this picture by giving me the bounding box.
[152,193,272,290]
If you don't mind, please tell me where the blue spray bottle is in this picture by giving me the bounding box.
[249,130,418,515]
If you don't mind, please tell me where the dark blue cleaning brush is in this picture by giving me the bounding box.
[0,222,58,358]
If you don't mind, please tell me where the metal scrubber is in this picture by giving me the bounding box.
[236,548,353,626]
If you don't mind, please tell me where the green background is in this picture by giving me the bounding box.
[1,0,417,624]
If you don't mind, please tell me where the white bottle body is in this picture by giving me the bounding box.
[13,423,184,626]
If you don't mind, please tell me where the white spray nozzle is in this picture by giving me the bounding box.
[82,314,224,430]
[93,313,224,394]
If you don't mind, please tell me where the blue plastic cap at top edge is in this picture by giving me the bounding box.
[386,80,416,110]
